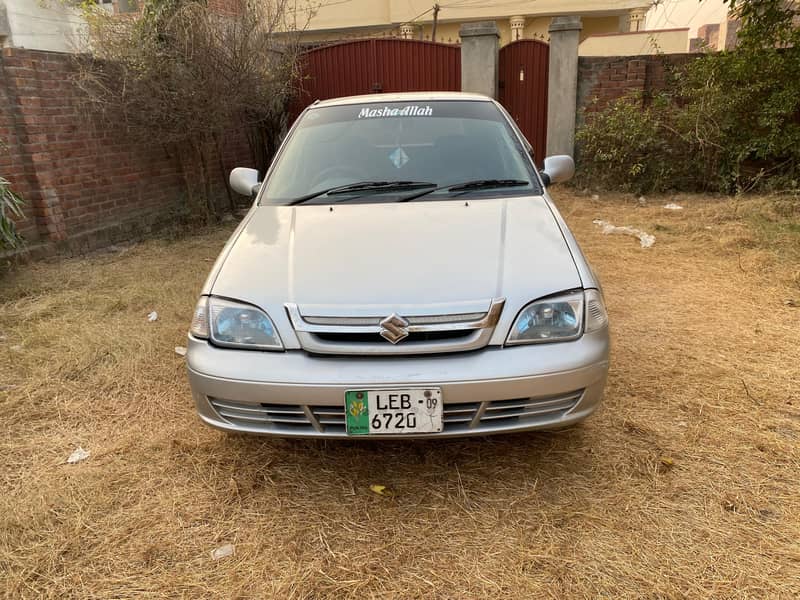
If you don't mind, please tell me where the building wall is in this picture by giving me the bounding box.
[646,0,727,37]
[581,17,626,41]
[579,28,689,56]
[0,0,88,53]
[297,0,649,44]
[0,48,252,257]
[301,0,650,30]
[300,15,630,47]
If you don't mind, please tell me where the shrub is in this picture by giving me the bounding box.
[75,0,308,222]
[576,0,800,195]
[575,95,699,194]
[0,177,25,250]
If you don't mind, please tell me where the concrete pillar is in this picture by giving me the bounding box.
[459,21,500,99]
[546,16,582,157]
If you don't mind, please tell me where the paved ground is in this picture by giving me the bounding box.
[1,191,798,598]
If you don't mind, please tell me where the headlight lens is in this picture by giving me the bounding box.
[506,291,584,344]
[191,296,283,350]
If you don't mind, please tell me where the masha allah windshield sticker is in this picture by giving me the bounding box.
[357,105,433,119]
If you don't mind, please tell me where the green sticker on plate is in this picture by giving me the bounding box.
[345,391,369,435]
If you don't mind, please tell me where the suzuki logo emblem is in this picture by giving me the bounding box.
[379,313,410,344]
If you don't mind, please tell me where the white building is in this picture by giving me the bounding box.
[646,0,728,38]
[0,0,100,53]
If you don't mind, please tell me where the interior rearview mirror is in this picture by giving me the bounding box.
[541,155,575,187]
[229,167,261,197]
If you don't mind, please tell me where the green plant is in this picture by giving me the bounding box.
[575,94,700,194]
[0,177,25,250]
[576,0,800,195]
[677,1,800,192]
[1,138,25,250]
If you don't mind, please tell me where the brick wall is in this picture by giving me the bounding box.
[206,0,244,16]
[577,53,700,119]
[0,47,253,258]
[0,50,41,244]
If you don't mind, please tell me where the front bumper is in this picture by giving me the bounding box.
[187,330,610,439]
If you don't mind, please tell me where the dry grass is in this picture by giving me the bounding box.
[1,192,799,599]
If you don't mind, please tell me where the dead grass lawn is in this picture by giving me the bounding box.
[1,192,799,598]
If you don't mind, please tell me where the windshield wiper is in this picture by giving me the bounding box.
[448,179,530,192]
[397,179,530,203]
[288,181,436,205]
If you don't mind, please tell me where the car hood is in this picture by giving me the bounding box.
[211,197,581,316]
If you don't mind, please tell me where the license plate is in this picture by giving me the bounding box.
[344,389,443,435]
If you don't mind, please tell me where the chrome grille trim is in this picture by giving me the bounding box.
[285,298,505,355]
[302,312,488,326]
[208,389,583,435]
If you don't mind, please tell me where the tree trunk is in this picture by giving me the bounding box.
[176,144,198,226]
[213,131,235,213]
[195,139,217,223]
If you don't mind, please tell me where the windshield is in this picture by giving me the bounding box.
[260,100,541,205]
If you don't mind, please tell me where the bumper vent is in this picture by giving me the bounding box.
[208,389,584,436]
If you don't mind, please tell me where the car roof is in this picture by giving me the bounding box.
[313,91,492,107]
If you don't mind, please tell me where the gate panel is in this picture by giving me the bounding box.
[498,40,549,166]
[373,39,460,93]
[298,40,377,102]
[294,39,460,113]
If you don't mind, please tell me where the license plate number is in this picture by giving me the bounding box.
[345,389,443,435]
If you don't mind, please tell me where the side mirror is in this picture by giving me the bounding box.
[541,155,575,187]
[229,167,261,197]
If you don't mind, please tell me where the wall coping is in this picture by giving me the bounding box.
[459,21,499,38]
[549,16,583,33]
[578,52,697,61]
[583,27,689,39]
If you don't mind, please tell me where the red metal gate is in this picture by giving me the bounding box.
[294,39,461,110]
[498,40,549,165]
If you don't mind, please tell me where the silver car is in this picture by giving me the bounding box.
[187,92,609,438]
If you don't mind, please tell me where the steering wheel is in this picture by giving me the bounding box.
[309,166,367,190]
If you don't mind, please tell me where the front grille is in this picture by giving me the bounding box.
[285,298,505,356]
[313,329,474,345]
[208,389,584,435]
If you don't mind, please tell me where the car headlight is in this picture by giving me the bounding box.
[506,291,585,344]
[189,296,283,350]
